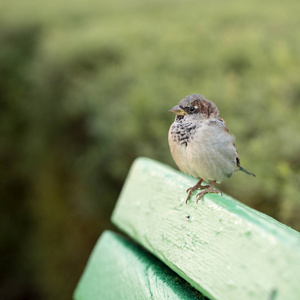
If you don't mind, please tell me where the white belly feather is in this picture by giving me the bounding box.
[168,119,237,183]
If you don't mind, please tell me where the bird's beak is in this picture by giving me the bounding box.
[169,105,186,115]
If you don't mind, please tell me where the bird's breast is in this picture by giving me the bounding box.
[169,121,199,147]
[168,120,237,182]
[168,121,201,178]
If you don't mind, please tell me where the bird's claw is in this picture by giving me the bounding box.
[185,180,211,204]
[185,190,194,204]
[185,179,222,204]
[195,188,222,203]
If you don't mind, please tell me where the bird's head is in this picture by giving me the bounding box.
[169,94,219,122]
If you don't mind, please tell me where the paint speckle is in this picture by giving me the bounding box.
[185,215,191,221]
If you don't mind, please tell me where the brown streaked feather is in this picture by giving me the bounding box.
[191,99,219,117]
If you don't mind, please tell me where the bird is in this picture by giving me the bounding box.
[168,93,255,203]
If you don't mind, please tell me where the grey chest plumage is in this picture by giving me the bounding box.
[170,121,199,147]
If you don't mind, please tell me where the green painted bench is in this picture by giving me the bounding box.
[74,157,300,300]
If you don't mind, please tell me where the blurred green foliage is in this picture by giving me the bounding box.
[0,0,299,299]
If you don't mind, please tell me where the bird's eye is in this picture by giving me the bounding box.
[189,106,195,112]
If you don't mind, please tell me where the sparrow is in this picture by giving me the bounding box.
[168,94,255,203]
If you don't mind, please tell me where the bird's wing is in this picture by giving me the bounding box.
[212,118,256,177]
[207,116,231,135]
[208,117,241,167]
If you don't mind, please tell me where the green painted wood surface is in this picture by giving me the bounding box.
[112,157,300,300]
[74,230,207,300]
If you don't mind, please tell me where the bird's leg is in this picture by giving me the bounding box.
[195,180,222,203]
[186,179,210,204]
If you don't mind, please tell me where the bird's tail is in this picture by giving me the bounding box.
[239,166,256,177]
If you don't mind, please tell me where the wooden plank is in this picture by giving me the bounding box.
[111,157,300,300]
[74,230,208,300]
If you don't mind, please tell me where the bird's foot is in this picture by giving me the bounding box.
[195,180,222,203]
[185,179,210,204]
